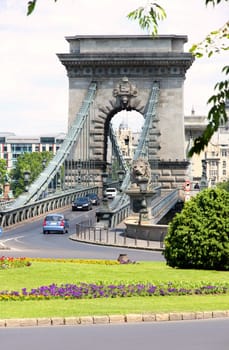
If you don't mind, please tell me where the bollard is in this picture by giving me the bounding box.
[160,232,165,248]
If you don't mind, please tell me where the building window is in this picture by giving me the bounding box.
[210,160,217,167]
[210,170,217,177]
[221,149,227,157]
[222,161,226,168]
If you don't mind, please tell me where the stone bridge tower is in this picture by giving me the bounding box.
[58,35,194,189]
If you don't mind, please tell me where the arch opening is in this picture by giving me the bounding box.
[105,109,144,178]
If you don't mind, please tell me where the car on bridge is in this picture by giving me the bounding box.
[104,187,118,199]
[72,196,93,211]
[42,213,69,234]
[86,193,100,205]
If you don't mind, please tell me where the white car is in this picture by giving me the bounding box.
[104,187,118,199]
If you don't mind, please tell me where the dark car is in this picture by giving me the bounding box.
[72,196,93,211]
[86,193,100,205]
[42,213,69,234]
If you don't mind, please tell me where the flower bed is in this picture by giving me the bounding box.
[0,282,228,301]
[0,256,31,269]
[0,256,120,269]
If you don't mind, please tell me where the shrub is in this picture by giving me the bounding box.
[163,188,229,270]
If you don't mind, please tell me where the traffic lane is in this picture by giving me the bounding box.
[0,319,229,350]
[0,208,96,251]
[0,208,165,261]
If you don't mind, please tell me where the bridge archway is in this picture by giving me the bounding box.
[58,35,194,189]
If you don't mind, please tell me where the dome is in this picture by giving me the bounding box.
[119,121,128,130]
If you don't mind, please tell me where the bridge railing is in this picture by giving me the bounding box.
[0,186,98,229]
[151,189,180,223]
[96,188,180,229]
[96,195,130,229]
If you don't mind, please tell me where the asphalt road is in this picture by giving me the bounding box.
[1,319,229,350]
[0,207,164,261]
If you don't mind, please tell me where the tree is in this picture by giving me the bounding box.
[10,151,53,197]
[0,159,8,196]
[163,188,229,270]
[26,1,228,156]
[217,179,229,192]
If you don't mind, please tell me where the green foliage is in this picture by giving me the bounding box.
[0,159,7,185]
[188,67,229,156]
[127,2,166,35]
[190,22,229,58]
[163,188,229,270]
[217,180,229,192]
[27,0,58,15]
[10,151,53,197]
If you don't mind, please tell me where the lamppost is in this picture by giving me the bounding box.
[200,159,208,190]
[42,158,47,170]
[117,169,125,191]
[77,161,82,184]
[101,172,108,198]
[24,170,30,192]
[100,171,110,215]
[138,177,149,225]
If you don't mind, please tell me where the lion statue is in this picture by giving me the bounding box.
[130,158,152,189]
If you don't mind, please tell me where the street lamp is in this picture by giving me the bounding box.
[200,159,208,190]
[138,177,149,225]
[117,169,125,191]
[101,172,108,198]
[77,161,82,184]
[42,158,47,170]
[24,170,31,192]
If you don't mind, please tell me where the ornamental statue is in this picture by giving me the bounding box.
[113,77,138,109]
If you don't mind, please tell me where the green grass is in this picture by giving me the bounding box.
[0,260,229,319]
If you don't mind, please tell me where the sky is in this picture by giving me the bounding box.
[0,0,228,136]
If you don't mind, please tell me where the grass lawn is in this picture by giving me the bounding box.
[0,260,229,319]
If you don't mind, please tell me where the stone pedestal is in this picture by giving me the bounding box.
[3,183,10,200]
[125,187,159,220]
[124,216,168,242]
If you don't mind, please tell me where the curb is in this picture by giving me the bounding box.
[69,236,164,252]
[1,311,229,328]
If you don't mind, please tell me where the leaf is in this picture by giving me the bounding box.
[27,1,36,16]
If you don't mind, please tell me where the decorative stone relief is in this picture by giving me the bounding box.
[113,77,138,109]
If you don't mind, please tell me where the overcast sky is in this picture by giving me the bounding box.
[0,0,228,136]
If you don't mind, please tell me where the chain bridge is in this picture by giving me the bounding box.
[0,35,194,229]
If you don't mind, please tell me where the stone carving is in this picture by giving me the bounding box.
[130,157,152,189]
[113,77,138,108]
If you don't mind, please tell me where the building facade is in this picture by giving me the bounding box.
[185,110,229,187]
[0,132,65,171]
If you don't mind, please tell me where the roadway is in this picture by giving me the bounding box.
[1,319,228,350]
[0,206,164,261]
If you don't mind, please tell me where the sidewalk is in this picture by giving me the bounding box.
[71,222,164,251]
